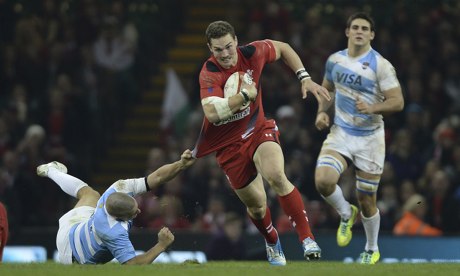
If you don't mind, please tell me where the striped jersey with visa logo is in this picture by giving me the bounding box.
[324,48,400,136]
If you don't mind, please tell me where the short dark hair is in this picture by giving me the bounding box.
[346,12,375,31]
[205,20,236,45]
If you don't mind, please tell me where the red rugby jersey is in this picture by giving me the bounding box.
[193,40,276,158]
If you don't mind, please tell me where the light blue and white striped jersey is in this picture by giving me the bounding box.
[324,48,400,136]
[69,178,146,264]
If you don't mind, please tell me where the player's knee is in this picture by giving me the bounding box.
[90,189,101,200]
[315,171,328,186]
[315,154,344,194]
[77,187,100,201]
[248,206,265,219]
[264,170,287,187]
[356,178,379,217]
[315,171,335,195]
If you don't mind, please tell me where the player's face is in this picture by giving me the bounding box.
[208,34,238,69]
[346,18,375,47]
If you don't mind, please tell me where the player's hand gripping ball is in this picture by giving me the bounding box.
[224,71,256,110]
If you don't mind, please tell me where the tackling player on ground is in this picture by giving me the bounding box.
[193,20,330,265]
[314,12,404,264]
[36,149,195,264]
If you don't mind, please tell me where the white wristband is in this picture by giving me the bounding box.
[296,68,311,81]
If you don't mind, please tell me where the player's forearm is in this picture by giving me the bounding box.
[371,97,404,115]
[146,161,186,190]
[317,92,335,114]
[124,244,167,265]
[317,79,335,114]
[370,87,404,115]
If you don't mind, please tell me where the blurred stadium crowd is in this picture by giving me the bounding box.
[1,0,460,246]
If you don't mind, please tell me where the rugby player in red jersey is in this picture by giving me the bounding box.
[0,201,8,262]
[193,21,330,265]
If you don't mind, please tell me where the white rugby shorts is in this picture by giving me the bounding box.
[321,125,385,175]
[56,206,95,264]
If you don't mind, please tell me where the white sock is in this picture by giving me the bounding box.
[47,167,88,198]
[322,185,351,219]
[361,209,380,252]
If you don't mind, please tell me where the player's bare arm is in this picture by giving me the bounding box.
[356,86,404,115]
[146,149,195,190]
[315,79,335,130]
[124,227,174,265]
[157,226,175,249]
[269,40,330,101]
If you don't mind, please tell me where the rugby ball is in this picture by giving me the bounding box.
[224,71,253,109]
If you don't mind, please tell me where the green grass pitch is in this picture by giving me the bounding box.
[1,261,460,276]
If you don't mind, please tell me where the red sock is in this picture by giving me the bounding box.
[248,207,278,244]
[0,202,8,262]
[278,187,314,242]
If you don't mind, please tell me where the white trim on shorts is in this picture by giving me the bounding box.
[56,206,95,264]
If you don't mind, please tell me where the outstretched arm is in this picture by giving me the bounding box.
[146,149,196,190]
[124,227,174,265]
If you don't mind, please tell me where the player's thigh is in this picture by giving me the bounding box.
[353,128,385,175]
[355,169,381,194]
[56,206,94,264]
[234,174,267,210]
[253,141,286,183]
[315,149,347,185]
[74,186,100,208]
